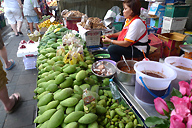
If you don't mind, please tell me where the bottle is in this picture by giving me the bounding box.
[109,79,120,100]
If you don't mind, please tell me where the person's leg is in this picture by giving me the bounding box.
[17,21,23,33]
[31,16,40,32]
[35,23,39,31]
[0,60,19,112]
[108,44,132,62]
[10,24,18,36]
[29,23,34,33]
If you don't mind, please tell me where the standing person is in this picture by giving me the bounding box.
[23,0,42,33]
[0,59,21,113]
[4,0,24,36]
[102,0,150,62]
[0,32,15,70]
[38,0,52,16]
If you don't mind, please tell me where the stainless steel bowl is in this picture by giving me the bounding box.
[116,60,137,85]
[91,61,116,78]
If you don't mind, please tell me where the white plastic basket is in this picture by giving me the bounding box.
[162,16,188,31]
[23,56,37,70]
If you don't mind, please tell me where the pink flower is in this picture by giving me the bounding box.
[170,96,191,118]
[179,81,192,96]
[170,115,185,128]
[187,115,192,128]
[154,97,169,116]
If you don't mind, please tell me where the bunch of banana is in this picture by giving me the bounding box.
[63,51,84,65]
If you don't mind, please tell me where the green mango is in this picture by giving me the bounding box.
[63,65,76,74]
[47,59,55,65]
[52,65,62,72]
[90,75,98,81]
[76,70,87,81]
[47,108,65,128]
[60,77,73,89]
[64,111,85,123]
[38,105,47,115]
[37,88,45,94]
[65,107,75,115]
[46,47,56,53]
[69,73,77,79]
[46,83,58,92]
[84,77,95,85]
[45,100,59,110]
[75,99,84,111]
[91,85,100,92]
[60,97,79,107]
[51,43,60,49]
[79,61,88,69]
[65,122,78,128]
[55,73,68,85]
[78,113,98,124]
[71,94,82,100]
[54,88,73,101]
[37,109,56,123]
[74,85,83,95]
[73,80,83,86]
[37,93,53,107]
[40,49,48,55]
[45,53,56,59]
[44,66,52,72]
[79,124,87,128]
[96,105,107,115]
[59,27,68,32]
[37,91,50,100]
[88,121,99,128]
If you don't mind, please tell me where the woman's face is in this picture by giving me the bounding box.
[123,3,133,19]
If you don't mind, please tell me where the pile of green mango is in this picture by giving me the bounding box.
[34,27,143,128]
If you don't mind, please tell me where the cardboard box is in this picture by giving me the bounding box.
[162,16,188,31]
[77,22,101,47]
[148,2,165,16]
[148,33,163,57]
[157,32,187,57]
[161,28,185,34]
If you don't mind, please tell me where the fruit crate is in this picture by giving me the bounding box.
[165,4,190,17]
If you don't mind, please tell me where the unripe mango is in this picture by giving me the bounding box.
[64,111,85,123]
[78,113,98,124]
[54,88,73,101]
[60,97,79,107]
[76,70,87,81]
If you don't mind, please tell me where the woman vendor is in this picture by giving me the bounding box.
[102,0,150,62]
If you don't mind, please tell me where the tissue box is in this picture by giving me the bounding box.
[148,2,165,16]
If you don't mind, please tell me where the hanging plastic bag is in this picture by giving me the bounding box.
[83,89,97,113]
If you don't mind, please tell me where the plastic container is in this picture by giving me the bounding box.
[164,56,192,90]
[23,56,37,70]
[165,5,190,17]
[112,22,124,32]
[109,79,121,100]
[134,61,177,105]
[162,16,188,31]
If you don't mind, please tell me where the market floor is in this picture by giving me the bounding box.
[0,20,37,128]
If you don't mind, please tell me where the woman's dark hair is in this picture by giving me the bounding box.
[123,0,141,17]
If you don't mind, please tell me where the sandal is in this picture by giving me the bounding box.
[6,93,21,114]
[5,60,15,71]
[18,32,23,35]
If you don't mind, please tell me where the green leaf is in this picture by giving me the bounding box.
[171,88,182,98]
[154,123,169,128]
[166,100,174,111]
[145,117,165,127]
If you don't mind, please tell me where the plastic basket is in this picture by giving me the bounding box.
[112,22,124,32]
[27,34,42,42]
[165,5,190,17]
[23,56,37,70]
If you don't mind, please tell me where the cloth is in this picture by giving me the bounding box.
[4,8,23,24]
[25,15,39,23]
[0,60,8,91]
[23,0,40,17]
[0,32,4,50]
[4,0,20,9]
[118,16,148,53]
[108,44,144,62]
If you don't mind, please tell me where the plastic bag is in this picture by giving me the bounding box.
[81,14,88,23]
[83,89,97,113]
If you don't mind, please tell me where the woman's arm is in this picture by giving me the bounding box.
[102,36,132,47]
[105,31,121,38]
[17,0,23,9]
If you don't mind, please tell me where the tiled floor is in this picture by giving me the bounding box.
[0,21,37,128]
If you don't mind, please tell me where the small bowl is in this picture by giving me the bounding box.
[92,50,110,61]
[91,61,116,78]
[116,60,137,85]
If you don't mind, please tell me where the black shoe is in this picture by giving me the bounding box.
[15,34,19,36]
[18,32,23,35]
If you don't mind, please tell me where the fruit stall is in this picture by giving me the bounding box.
[30,8,192,128]
[33,24,147,128]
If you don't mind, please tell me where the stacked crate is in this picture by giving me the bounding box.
[162,0,190,34]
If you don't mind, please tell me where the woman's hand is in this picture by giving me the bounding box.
[102,36,112,44]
